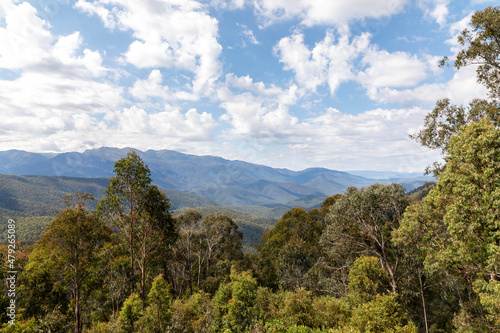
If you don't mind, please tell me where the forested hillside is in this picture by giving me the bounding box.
[1,6,500,333]
[0,174,274,250]
[0,147,431,207]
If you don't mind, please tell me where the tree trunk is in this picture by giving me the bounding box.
[197,255,202,293]
[419,273,429,333]
[140,241,146,311]
[75,276,81,333]
[130,198,135,293]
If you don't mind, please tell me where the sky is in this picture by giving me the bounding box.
[0,0,496,172]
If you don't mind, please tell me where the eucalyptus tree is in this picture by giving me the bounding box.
[98,151,176,308]
[40,192,111,333]
[397,119,500,331]
[320,183,410,294]
[441,6,500,101]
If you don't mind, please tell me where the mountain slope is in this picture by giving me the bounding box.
[0,147,432,206]
[0,174,261,249]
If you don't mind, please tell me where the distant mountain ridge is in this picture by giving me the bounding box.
[0,148,432,207]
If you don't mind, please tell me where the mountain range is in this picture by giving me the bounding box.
[0,147,433,208]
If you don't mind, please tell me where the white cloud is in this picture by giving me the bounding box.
[253,0,408,27]
[0,1,123,112]
[446,12,473,55]
[212,103,438,171]
[129,69,170,100]
[368,65,488,105]
[417,0,449,27]
[210,0,247,10]
[0,0,124,152]
[225,73,283,96]
[287,106,439,171]
[238,24,260,46]
[358,49,431,99]
[0,1,52,69]
[75,0,118,30]
[275,31,371,94]
[1,103,218,153]
[77,0,222,98]
[217,74,299,139]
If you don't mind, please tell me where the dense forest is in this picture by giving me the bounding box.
[1,6,500,333]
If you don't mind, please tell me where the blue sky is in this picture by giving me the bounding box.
[0,0,495,172]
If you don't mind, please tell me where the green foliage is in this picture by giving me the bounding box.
[257,207,323,289]
[398,119,500,331]
[17,244,69,321]
[281,288,315,328]
[0,318,38,333]
[138,274,173,333]
[211,269,259,333]
[348,294,417,333]
[38,192,111,333]
[320,183,409,295]
[348,256,390,302]
[473,279,500,328]
[311,296,351,330]
[442,6,500,100]
[170,291,212,333]
[117,293,142,333]
[410,98,500,175]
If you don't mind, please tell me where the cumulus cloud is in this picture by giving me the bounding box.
[275,31,371,94]
[253,0,408,27]
[359,49,429,90]
[76,0,222,97]
[286,106,439,171]
[368,65,488,105]
[418,0,449,27]
[213,102,438,171]
[2,104,218,153]
[445,12,473,55]
[129,69,170,101]
[0,0,123,149]
[0,0,480,172]
[0,1,219,154]
[217,74,299,139]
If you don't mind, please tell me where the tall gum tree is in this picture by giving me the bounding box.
[98,151,176,309]
[98,151,152,292]
[441,6,500,101]
[320,183,410,294]
[40,192,111,333]
[397,119,500,331]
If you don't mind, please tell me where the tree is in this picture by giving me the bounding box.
[397,119,500,331]
[40,192,111,333]
[410,98,500,175]
[320,183,410,294]
[98,151,176,308]
[117,293,142,333]
[211,269,259,333]
[98,151,152,291]
[199,214,244,293]
[348,256,390,302]
[441,6,500,100]
[348,294,418,333]
[17,245,70,328]
[257,208,323,290]
[138,274,172,333]
[172,209,203,295]
[134,184,176,309]
[414,6,500,176]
